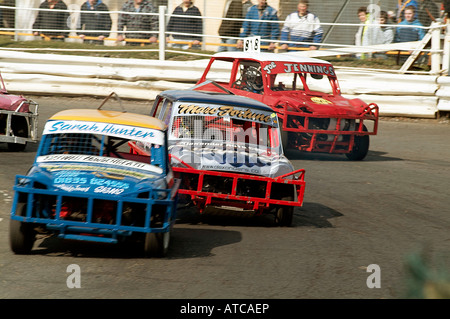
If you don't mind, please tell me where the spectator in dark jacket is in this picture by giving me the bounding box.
[237,0,279,52]
[166,0,203,50]
[218,0,243,52]
[396,0,419,23]
[78,0,112,44]
[33,0,69,39]
[394,5,426,43]
[242,0,253,16]
[117,0,157,45]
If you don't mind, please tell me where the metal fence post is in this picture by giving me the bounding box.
[159,6,167,61]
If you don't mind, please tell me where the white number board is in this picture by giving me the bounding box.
[244,36,260,53]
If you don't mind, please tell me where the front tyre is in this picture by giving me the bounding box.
[275,197,294,227]
[144,231,170,257]
[10,203,36,254]
[10,219,35,254]
[346,125,369,161]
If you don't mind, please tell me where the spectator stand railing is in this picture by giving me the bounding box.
[0,5,447,74]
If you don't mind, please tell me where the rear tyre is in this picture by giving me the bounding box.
[7,116,29,152]
[144,231,170,257]
[346,125,369,161]
[275,197,294,227]
[9,204,35,254]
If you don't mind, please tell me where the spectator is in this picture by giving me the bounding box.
[166,0,203,50]
[237,0,279,52]
[33,0,69,40]
[417,0,440,27]
[2,0,15,30]
[355,6,369,59]
[117,0,157,45]
[394,5,426,42]
[396,0,419,23]
[355,6,367,44]
[217,0,243,52]
[242,0,253,16]
[78,0,112,44]
[280,0,323,51]
[444,0,450,20]
[373,11,395,59]
[378,10,394,45]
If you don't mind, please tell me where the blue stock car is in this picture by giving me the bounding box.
[9,107,180,257]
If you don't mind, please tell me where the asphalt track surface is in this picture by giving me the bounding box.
[0,96,449,300]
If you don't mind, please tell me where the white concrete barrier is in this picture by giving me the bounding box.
[0,49,445,118]
[436,76,450,112]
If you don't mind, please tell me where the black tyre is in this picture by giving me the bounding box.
[7,116,29,152]
[346,125,369,161]
[9,204,35,254]
[144,231,170,257]
[275,197,294,227]
[7,142,27,152]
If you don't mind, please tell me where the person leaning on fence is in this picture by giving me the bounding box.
[218,0,244,52]
[236,0,279,52]
[78,0,112,44]
[279,0,323,52]
[394,5,426,43]
[394,5,429,63]
[166,0,203,50]
[32,0,69,40]
[117,0,158,46]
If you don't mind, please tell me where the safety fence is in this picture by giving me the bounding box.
[0,48,448,118]
[0,1,449,118]
[0,2,449,74]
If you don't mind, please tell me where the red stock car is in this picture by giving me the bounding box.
[194,52,378,160]
[0,73,38,151]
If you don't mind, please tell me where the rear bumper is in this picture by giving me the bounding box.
[0,101,39,144]
[172,160,306,214]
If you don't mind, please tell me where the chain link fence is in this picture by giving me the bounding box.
[0,0,447,73]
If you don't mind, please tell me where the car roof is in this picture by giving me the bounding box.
[49,109,166,130]
[212,51,333,65]
[159,89,274,112]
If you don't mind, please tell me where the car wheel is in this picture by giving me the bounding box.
[346,125,369,161]
[275,197,294,227]
[144,231,170,257]
[7,116,29,152]
[9,204,35,254]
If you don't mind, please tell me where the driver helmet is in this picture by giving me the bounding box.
[240,63,264,92]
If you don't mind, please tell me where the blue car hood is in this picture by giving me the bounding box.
[29,154,166,196]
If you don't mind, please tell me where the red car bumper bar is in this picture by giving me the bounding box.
[171,156,306,214]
